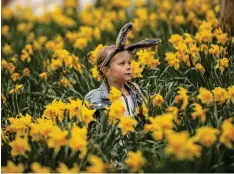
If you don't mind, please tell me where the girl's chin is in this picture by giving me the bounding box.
[125,77,132,82]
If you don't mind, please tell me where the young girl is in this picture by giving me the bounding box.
[85,45,143,116]
[84,22,161,116]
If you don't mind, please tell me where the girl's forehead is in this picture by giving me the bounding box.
[112,51,132,62]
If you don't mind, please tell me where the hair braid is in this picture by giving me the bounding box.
[127,81,146,104]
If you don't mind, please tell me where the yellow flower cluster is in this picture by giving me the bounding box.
[21,44,33,63]
[6,113,31,134]
[175,87,189,110]
[79,7,125,32]
[108,87,122,102]
[125,150,146,172]
[30,119,54,141]
[67,98,95,124]
[165,131,202,160]
[86,155,106,173]
[1,25,9,36]
[197,86,233,105]
[2,44,13,55]
[68,125,88,158]
[165,21,231,73]
[131,60,144,78]
[220,118,234,149]
[47,125,68,152]
[45,35,64,53]
[132,7,158,33]
[91,66,102,81]
[2,60,14,74]
[197,87,213,105]
[2,7,14,20]
[43,98,95,124]
[215,57,229,73]
[9,84,24,94]
[4,98,93,160]
[108,100,125,124]
[42,99,66,121]
[152,94,164,107]
[119,116,137,135]
[90,44,104,64]
[17,22,34,34]
[49,49,82,73]
[56,162,79,173]
[2,161,24,173]
[9,135,31,157]
[191,103,206,123]
[51,8,76,27]
[192,126,219,147]
[31,162,51,173]
[136,49,160,69]
[144,113,174,141]
[66,26,101,50]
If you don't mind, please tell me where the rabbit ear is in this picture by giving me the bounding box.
[100,22,133,69]
[116,22,133,50]
[125,38,162,51]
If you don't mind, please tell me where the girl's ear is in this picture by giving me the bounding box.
[101,67,109,76]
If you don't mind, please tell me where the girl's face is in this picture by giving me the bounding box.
[103,51,132,84]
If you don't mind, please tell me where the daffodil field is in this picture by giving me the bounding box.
[1,0,234,172]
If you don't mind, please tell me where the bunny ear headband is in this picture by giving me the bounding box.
[99,22,162,69]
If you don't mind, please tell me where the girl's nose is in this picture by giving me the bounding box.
[126,64,131,70]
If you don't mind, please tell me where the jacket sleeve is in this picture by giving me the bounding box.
[84,90,95,104]
[83,89,104,110]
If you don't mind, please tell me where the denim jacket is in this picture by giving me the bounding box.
[84,81,143,111]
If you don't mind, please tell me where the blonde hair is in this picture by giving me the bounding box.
[96,45,116,77]
[96,45,132,77]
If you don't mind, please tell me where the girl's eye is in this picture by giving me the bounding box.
[128,61,131,65]
[120,62,125,65]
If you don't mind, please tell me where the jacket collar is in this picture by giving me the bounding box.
[99,81,137,99]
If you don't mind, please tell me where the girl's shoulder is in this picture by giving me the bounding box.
[84,88,110,110]
[84,88,102,104]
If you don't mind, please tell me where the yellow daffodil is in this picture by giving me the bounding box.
[108,86,122,102]
[47,126,68,152]
[39,72,48,80]
[56,163,79,173]
[193,126,219,147]
[9,135,31,157]
[195,63,205,74]
[90,44,104,64]
[191,103,206,123]
[197,87,213,105]
[152,94,164,107]
[86,155,105,173]
[212,87,228,105]
[219,118,234,149]
[175,87,189,110]
[215,57,229,73]
[228,85,234,104]
[31,162,51,173]
[119,116,137,135]
[125,151,146,172]
[131,60,144,78]
[2,161,24,173]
